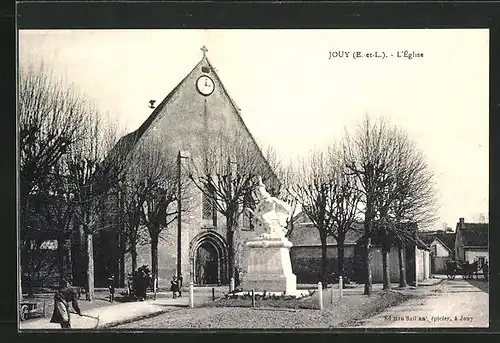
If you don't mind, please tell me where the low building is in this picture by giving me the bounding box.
[455,217,488,269]
[288,213,431,285]
[288,213,361,283]
[420,231,456,274]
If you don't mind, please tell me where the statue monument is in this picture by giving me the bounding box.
[242,176,297,294]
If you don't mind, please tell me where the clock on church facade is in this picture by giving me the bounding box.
[196,75,215,96]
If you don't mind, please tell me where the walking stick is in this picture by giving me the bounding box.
[81,314,100,329]
[70,311,100,328]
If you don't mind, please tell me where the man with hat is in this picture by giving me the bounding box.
[50,279,82,328]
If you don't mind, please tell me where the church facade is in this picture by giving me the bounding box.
[104,49,275,288]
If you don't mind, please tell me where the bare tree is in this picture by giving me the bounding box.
[343,115,400,295]
[120,181,147,273]
[19,61,94,300]
[329,146,362,281]
[344,115,437,293]
[472,213,488,223]
[291,150,336,288]
[64,108,122,300]
[189,128,274,281]
[19,62,86,220]
[125,140,190,285]
[388,129,438,287]
[292,147,361,288]
[39,162,74,286]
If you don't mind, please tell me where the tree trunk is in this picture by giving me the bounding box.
[227,228,235,281]
[131,245,138,273]
[226,214,236,282]
[151,234,159,283]
[382,246,391,290]
[398,244,407,288]
[364,196,373,296]
[119,228,125,287]
[320,232,328,288]
[364,237,372,295]
[86,233,95,301]
[337,234,346,279]
[57,235,65,284]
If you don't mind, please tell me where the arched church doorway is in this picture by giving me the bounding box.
[190,231,228,285]
[196,242,218,285]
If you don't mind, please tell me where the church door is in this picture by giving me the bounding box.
[195,242,219,285]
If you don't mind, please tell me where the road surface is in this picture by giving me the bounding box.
[356,277,489,328]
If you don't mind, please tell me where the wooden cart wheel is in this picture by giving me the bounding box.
[20,305,29,321]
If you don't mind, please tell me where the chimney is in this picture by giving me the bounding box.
[459,217,465,230]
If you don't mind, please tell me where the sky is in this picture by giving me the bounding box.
[18,29,489,229]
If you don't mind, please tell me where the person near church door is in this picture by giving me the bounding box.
[170,276,180,299]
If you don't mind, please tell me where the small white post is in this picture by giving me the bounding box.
[330,284,334,304]
[339,276,343,299]
[230,277,235,292]
[153,277,158,300]
[189,282,194,308]
[318,282,324,312]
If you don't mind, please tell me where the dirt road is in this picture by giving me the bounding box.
[355,277,488,328]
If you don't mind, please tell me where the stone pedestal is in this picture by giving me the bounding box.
[242,236,297,294]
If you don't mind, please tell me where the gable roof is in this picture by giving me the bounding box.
[420,232,456,252]
[461,223,488,247]
[107,58,201,161]
[107,54,275,180]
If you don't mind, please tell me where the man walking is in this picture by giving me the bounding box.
[50,279,82,328]
[108,273,115,303]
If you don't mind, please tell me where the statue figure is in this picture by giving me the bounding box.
[246,176,292,239]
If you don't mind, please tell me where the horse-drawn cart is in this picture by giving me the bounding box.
[446,260,480,280]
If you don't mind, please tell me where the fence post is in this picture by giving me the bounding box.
[251,289,255,308]
[330,284,334,304]
[212,287,215,301]
[230,277,235,293]
[189,282,194,308]
[153,277,157,300]
[318,282,323,311]
[339,276,343,299]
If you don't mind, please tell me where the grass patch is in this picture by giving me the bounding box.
[203,290,320,310]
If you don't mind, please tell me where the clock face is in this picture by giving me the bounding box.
[196,75,215,96]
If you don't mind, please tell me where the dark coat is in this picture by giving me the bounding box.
[50,286,81,324]
[170,280,179,292]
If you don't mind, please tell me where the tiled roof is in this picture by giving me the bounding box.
[419,232,456,252]
[461,223,488,247]
[106,59,201,161]
[289,214,363,246]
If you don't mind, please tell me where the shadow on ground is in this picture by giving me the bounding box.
[465,279,488,293]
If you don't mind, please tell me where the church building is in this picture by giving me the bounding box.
[99,47,276,288]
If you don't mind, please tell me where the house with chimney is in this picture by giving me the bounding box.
[455,217,489,269]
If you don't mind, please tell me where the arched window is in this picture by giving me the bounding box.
[202,192,217,227]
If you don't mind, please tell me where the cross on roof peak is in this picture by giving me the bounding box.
[201,45,208,56]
